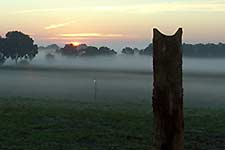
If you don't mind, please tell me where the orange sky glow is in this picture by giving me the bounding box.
[0,0,225,49]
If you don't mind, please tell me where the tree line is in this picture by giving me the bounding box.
[58,44,117,56]
[137,43,225,57]
[182,43,225,57]
[57,44,152,57]
[1,30,225,65]
[59,43,225,57]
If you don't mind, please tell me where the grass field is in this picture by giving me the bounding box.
[0,97,225,150]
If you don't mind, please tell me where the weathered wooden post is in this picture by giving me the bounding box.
[152,28,184,150]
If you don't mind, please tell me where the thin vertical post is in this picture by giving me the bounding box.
[152,28,184,150]
[94,79,97,101]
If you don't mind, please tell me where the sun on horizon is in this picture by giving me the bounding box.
[69,42,81,46]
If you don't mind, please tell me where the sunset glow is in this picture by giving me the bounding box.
[0,0,225,49]
[70,42,81,46]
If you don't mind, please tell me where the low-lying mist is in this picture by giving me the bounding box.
[4,50,151,72]
[3,49,225,75]
[1,49,225,108]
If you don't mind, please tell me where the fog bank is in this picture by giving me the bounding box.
[4,50,225,74]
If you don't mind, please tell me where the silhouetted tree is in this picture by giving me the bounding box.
[122,47,134,55]
[139,44,152,55]
[39,44,60,51]
[4,31,38,63]
[61,44,78,56]
[99,46,117,55]
[0,37,7,64]
[133,48,140,54]
[81,46,99,56]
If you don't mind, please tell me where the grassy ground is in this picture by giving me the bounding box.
[0,97,224,150]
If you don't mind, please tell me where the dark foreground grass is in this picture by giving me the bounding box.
[0,97,224,150]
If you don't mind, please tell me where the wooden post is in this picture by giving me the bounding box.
[152,28,184,150]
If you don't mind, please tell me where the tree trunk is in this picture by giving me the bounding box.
[152,28,184,150]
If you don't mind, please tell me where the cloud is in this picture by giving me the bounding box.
[60,33,101,37]
[12,8,76,14]
[45,21,75,30]
[152,2,225,13]
[59,33,124,38]
[46,37,88,40]
[42,33,126,42]
[12,1,225,15]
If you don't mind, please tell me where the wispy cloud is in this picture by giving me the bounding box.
[59,33,124,38]
[46,37,88,40]
[12,8,76,14]
[42,33,126,42]
[150,2,225,13]
[12,1,225,15]
[45,21,75,30]
[60,33,101,37]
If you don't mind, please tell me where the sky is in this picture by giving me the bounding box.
[0,0,225,50]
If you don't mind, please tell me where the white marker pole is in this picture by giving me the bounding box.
[93,79,97,101]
